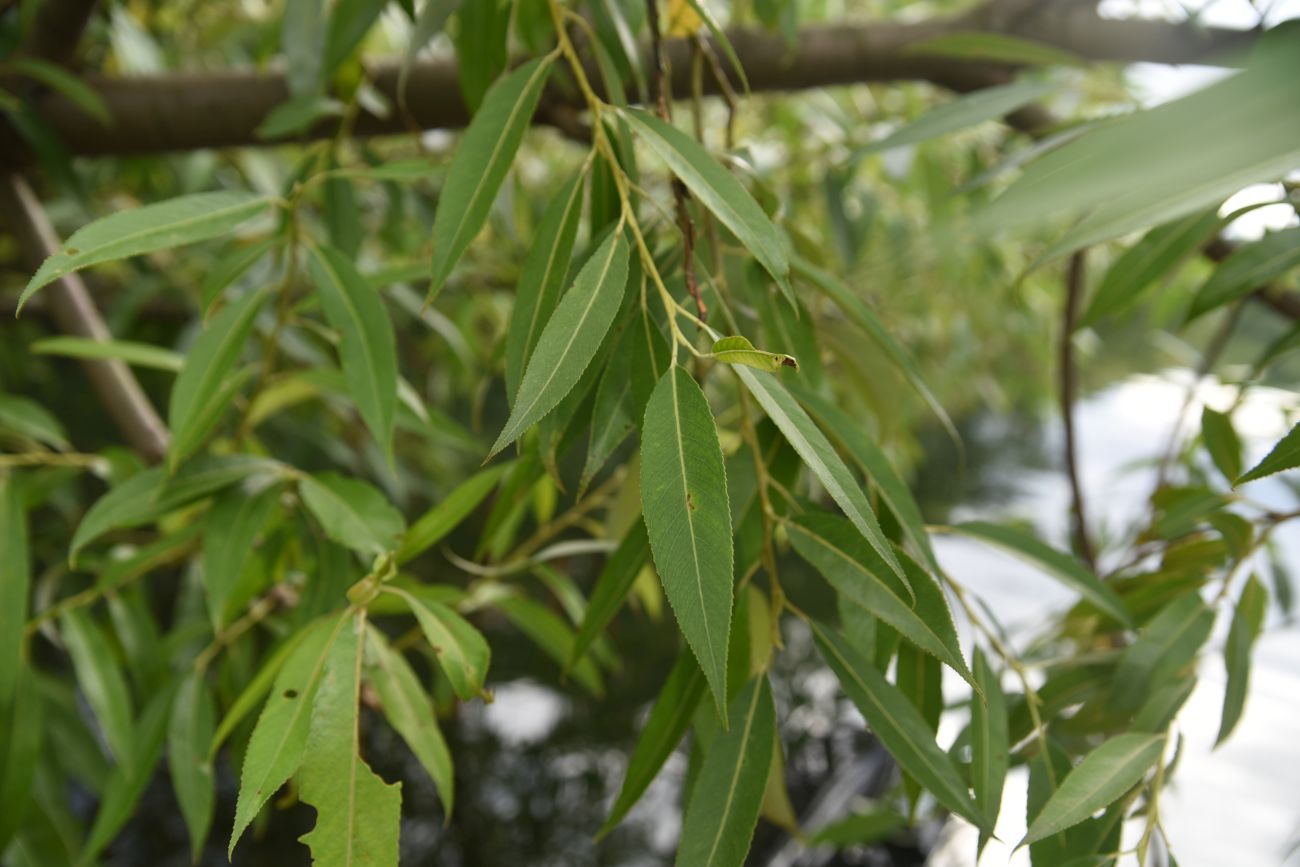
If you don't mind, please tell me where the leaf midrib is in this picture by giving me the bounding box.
[701,682,764,865]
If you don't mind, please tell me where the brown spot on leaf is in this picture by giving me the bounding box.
[283,689,299,699]
[687,492,696,511]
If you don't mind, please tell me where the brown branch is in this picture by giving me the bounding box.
[1060,250,1096,571]
[0,174,171,463]
[0,7,1257,159]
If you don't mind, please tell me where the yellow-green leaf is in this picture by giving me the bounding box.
[709,335,798,373]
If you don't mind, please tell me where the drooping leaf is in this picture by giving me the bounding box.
[812,622,986,831]
[970,648,1009,850]
[0,477,29,708]
[168,670,216,862]
[505,171,585,404]
[299,471,405,557]
[1109,593,1214,714]
[201,481,282,626]
[396,461,513,564]
[168,289,267,468]
[1021,734,1166,846]
[230,613,347,857]
[0,667,41,853]
[734,364,905,582]
[32,336,184,372]
[570,519,650,668]
[787,513,970,683]
[387,586,490,701]
[906,32,1085,67]
[622,107,791,295]
[856,80,1058,155]
[306,242,400,462]
[675,676,775,867]
[1236,421,1300,485]
[428,55,555,300]
[283,0,327,97]
[1200,407,1243,484]
[950,522,1132,627]
[1187,227,1300,320]
[453,0,510,112]
[578,327,638,494]
[59,609,135,767]
[709,335,799,373]
[210,626,314,758]
[0,393,69,449]
[1216,575,1267,747]
[11,57,113,126]
[200,237,276,314]
[19,191,272,312]
[494,593,604,696]
[365,626,454,814]
[489,231,630,457]
[323,0,386,73]
[641,365,734,715]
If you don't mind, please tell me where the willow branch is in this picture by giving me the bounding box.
[1060,250,1096,571]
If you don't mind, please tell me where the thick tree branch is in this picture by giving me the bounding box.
[0,5,1255,158]
[0,175,172,463]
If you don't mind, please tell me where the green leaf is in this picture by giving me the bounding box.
[400,0,461,109]
[1021,734,1166,846]
[1110,593,1214,714]
[365,626,454,815]
[622,107,791,295]
[1079,209,1219,328]
[306,243,400,462]
[734,364,905,583]
[387,586,490,701]
[808,807,906,846]
[168,289,266,468]
[856,80,1058,155]
[579,326,638,494]
[1217,575,1267,747]
[1200,407,1243,484]
[299,471,404,557]
[168,671,216,862]
[950,522,1133,627]
[494,594,604,696]
[1236,421,1300,485]
[396,461,513,564]
[11,57,112,126]
[1188,227,1300,320]
[787,513,971,684]
[489,231,630,457]
[0,393,69,449]
[59,609,135,767]
[200,237,276,313]
[230,613,348,857]
[682,0,750,92]
[970,648,1008,848]
[675,677,775,867]
[812,622,986,831]
[454,0,510,112]
[641,365,734,716]
[709,335,799,373]
[324,0,385,73]
[283,0,327,97]
[297,613,402,865]
[0,477,29,708]
[19,191,272,313]
[210,626,313,758]
[505,171,585,404]
[32,336,184,372]
[906,32,1085,67]
[570,519,650,668]
[600,652,705,835]
[0,667,41,853]
[201,481,282,626]
[428,55,555,299]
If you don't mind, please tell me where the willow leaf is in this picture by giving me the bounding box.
[1217,575,1267,746]
[387,586,490,701]
[971,648,1008,850]
[570,519,650,668]
[709,335,798,373]
[168,671,216,862]
[1236,421,1300,485]
[299,471,404,557]
[0,477,29,708]
[33,336,184,372]
[396,461,513,564]
[60,609,135,767]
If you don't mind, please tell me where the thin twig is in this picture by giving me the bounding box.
[1060,250,1096,571]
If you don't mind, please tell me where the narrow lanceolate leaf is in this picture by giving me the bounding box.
[365,627,454,815]
[856,79,1059,155]
[19,191,272,312]
[297,614,402,866]
[494,594,605,697]
[0,477,29,708]
[505,172,585,404]
[283,0,327,97]
[396,461,513,564]
[1021,734,1166,846]
[230,613,347,857]
[59,609,135,767]
[600,652,705,836]
[489,231,630,457]
[0,392,69,449]
[299,471,404,557]
[950,522,1132,627]
[168,289,267,468]
[1188,227,1300,320]
[622,108,791,295]
[32,336,184,372]
[0,667,41,853]
[734,365,905,583]
[970,649,1008,848]
[641,366,733,716]
[168,671,216,862]
[906,32,1085,67]
[202,481,282,626]
[306,243,399,461]
[387,586,490,701]
[428,55,555,300]
[812,623,986,831]
[1200,407,1243,484]
[570,519,650,668]
[1110,593,1214,714]
[709,335,798,373]
[579,328,637,494]
[1217,575,1267,746]
[675,677,775,867]
[1236,421,1300,485]
[787,513,971,684]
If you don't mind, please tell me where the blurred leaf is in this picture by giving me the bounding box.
[683,0,749,92]
[0,477,29,708]
[1200,407,1243,484]
[971,648,1008,850]
[807,806,905,846]
[906,32,1085,67]
[495,594,604,696]
[388,586,490,701]
[200,237,276,313]
[1110,593,1214,714]
[11,57,111,126]
[1217,575,1267,746]
[400,0,461,107]
[570,519,650,668]
[397,462,513,564]
[33,336,183,372]
[283,0,327,97]
[202,481,282,626]
[20,191,272,313]
[59,609,135,767]
[641,365,734,716]
[0,667,41,852]
[1189,227,1300,320]
[0,393,69,449]
[856,80,1058,156]
[454,0,510,111]
[300,471,405,557]
[168,671,216,861]
[1235,421,1300,485]
[324,0,386,73]
[579,328,638,493]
